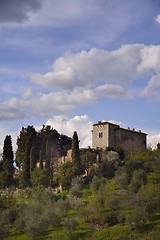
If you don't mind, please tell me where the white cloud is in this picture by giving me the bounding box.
[27,0,100,27]
[22,88,32,99]
[1,44,160,121]
[96,84,131,100]
[31,44,160,101]
[141,75,160,100]
[31,45,143,90]
[137,45,160,74]
[155,14,160,24]
[45,115,93,148]
[147,132,160,149]
[0,89,96,121]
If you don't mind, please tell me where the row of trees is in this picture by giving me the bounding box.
[0,125,81,188]
[0,123,128,190]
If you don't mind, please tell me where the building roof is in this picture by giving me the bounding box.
[93,121,147,135]
[93,121,120,127]
[115,126,147,135]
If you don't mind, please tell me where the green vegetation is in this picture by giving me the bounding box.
[1,126,160,239]
[0,135,14,188]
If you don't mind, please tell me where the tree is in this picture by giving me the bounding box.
[0,210,9,239]
[45,139,51,186]
[58,162,75,190]
[30,145,37,172]
[63,217,79,240]
[71,131,81,175]
[16,126,37,169]
[129,169,147,193]
[2,135,14,187]
[17,204,48,240]
[39,148,45,169]
[30,168,48,187]
[80,148,97,174]
[20,126,37,186]
[126,205,148,230]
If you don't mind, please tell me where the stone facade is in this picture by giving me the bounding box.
[92,121,147,154]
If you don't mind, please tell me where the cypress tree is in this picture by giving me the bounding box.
[30,145,37,172]
[45,139,51,186]
[2,135,14,187]
[22,137,32,186]
[39,148,44,169]
[21,126,37,186]
[71,131,81,175]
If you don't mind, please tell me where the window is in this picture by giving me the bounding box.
[99,132,103,138]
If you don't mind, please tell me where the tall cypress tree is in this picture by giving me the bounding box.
[71,131,81,175]
[21,126,37,186]
[39,148,44,169]
[2,135,14,187]
[22,136,32,186]
[45,139,51,186]
[30,145,37,172]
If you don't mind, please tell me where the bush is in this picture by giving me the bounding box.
[136,183,160,215]
[129,169,147,193]
[69,183,82,198]
[0,210,9,239]
[105,210,119,226]
[115,167,130,187]
[63,217,79,240]
[15,203,49,239]
[125,158,144,175]
[30,168,49,187]
[126,205,148,230]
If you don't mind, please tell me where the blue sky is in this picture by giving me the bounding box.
[0,0,160,150]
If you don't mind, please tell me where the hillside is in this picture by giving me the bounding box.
[1,147,160,239]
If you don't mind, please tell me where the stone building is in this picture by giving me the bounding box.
[92,121,147,154]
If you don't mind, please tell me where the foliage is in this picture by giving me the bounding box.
[63,217,79,240]
[2,135,14,187]
[72,131,81,175]
[126,205,148,230]
[98,150,120,178]
[115,167,130,187]
[15,126,37,168]
[80,148,97,174]
[58,161,75,189]
[18,204,48,239]
[129,169,147,193]
[136,182,160,215]
[2,132,160,239]
[15,125,72,188]
[69,183,82,198]
[30,168,49,187]
[0,210,9,239]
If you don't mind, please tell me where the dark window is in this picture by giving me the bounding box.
[99,132,103,138]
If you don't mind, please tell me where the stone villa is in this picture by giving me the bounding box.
[92,121,147,154]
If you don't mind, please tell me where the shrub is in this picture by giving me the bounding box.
[115,167,130,187]
[129,169,147,193]
[126,205,148,230]
[63,217,79,240]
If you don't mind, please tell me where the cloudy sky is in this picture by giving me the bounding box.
[0,0,160,150]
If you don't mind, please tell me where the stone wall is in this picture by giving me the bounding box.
[92,122,109,149]
[92,121,120,149]
[114,128,146,154]
[92,121,147,154]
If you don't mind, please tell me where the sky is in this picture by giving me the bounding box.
[0,0,160,151]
